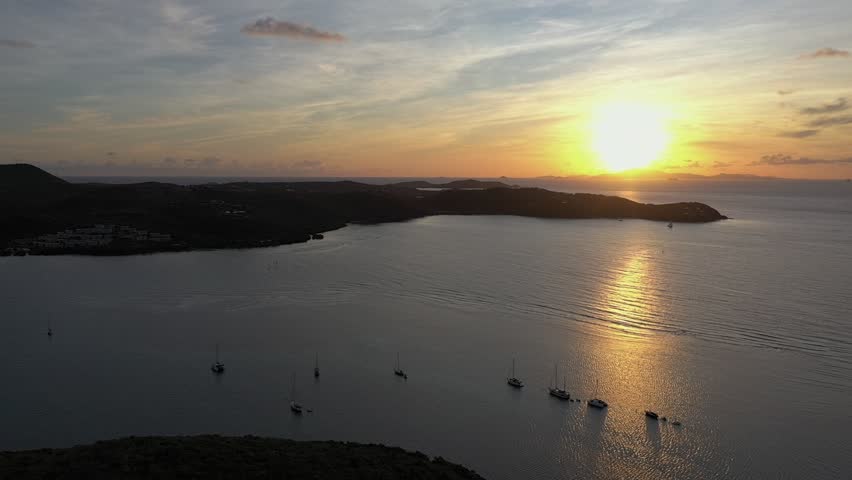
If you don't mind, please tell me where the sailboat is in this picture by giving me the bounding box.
[210,344,225,374]
[587,379,608,408]
[507,358,524,388]
[314,353,320,378]
[548,364,570,400]
[394,352,407,379]
[289,373,303,414]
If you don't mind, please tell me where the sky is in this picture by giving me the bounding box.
[1,0,851,179]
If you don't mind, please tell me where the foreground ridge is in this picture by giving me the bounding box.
[0,435,486,480]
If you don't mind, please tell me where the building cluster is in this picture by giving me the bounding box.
[30,225,172,250]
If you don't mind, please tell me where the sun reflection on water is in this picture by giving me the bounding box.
[598,250,661,339]
[572,249,700,478]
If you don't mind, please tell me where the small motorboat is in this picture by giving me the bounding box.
[667,222,673,229]
[645,410,659,419]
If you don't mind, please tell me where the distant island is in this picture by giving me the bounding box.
[0,435,485,479]
[0,164,727,256]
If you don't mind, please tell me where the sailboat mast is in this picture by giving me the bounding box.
[291,373,296,400]
[215,344,219,363]
[512,358,516,377]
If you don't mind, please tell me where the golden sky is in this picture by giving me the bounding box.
[1,1,851,178]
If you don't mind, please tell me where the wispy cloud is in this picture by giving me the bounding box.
[750,154,852,166]
[807,115,852,128]
[777,129,820,138]
[800,47,850,59]
[183,157,223,168]
[0,39,34,48]
[712,161,733,168]
[289,159,327,172]
[241,18,345,42]
[669,160,702,169]
[777,90,794,96]
[799,98,848,115]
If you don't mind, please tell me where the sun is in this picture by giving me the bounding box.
[591,103,670,172]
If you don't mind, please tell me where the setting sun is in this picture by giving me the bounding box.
[591,103,670,172]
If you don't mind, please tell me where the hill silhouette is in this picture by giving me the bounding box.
[0,163,67,188]
[0,435,485,479]
[0,164,727,255]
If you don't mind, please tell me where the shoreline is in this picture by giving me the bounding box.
[4,213,723,258]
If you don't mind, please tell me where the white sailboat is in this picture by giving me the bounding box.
[507,358,524,388]
[548,364,570,400]
[587,379,608,408]
[314,353,320,378]
[290,373,303,414]
[394,352,407,379]
[210,344,225,374]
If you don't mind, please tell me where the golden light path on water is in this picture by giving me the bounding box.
[561,250,710,479]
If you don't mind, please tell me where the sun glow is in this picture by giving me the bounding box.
[591,103,670,172]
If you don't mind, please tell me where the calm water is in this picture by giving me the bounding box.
[1,182,851,479]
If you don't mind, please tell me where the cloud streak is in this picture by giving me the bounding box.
[750,154,852,166]
[0,39,35,48]
[799,98,848,115]
[800,48,850,59]
[807,115,852,128]
[777,129,819,138]
[241,18,345,42]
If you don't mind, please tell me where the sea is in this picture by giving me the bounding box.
[1,177,850,479]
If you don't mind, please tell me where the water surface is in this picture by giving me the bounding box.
[1,183,850,479]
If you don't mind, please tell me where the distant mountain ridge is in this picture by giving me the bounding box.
[390,179,514,189]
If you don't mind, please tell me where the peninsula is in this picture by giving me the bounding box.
[0,164,727,256]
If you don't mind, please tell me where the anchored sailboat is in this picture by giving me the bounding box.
[314,353,320,378]
[548,364,570,400]
[394,352,407,379]
[507,358,524,388]
[290,373,303,414]
[587,379,608,409]
[210,344,225,374]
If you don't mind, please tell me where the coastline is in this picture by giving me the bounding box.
[1,164,728,257]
